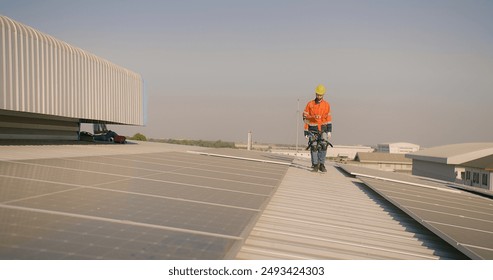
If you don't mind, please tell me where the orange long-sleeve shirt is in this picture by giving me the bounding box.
[303,99,331,132]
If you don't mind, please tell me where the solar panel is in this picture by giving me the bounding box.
[338,165,459,192]
[0,207,236,260]
[338,164,493,198]
[0,149,292,259]
[338,164,493,259]
[189,148,294,166]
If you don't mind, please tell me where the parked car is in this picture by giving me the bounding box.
[93,130,126,143]
[79,123,127,144]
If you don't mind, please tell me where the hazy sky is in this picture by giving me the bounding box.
[2,0,492,147]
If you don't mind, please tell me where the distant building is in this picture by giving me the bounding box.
[406,143,493,191]
[0,16,144,141]
[377,142,420,154]
[326,145,374,160]
[349,152,413,173]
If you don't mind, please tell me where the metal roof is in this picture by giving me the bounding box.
[355,152,412,164]
[339,164,493,259]
[0,141,204,161]
[360,177,493,259]
[407,143,493,164]
[0,142,469,259]
[378,142,420,147]
[237,159,467,260]
[461,154,493,170]
[339,163,493,198]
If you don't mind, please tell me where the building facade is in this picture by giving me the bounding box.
[351,152,413,173]
[463,168,492,189]
[406,143,493,191]
[0,15,144,140]
[326,145,374,160]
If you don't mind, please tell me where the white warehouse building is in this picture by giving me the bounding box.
[406,143,493,191]
[377,142,420,154]
[0,15,144,141]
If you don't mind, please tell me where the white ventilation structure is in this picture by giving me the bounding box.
[0,15,144,140]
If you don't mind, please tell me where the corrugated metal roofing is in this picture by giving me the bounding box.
[407,143,493,164]
[0,15,144,125]
[359,177,493,259]
[0,142,469,259]
[237,159,467,260]
[339,164,493,259]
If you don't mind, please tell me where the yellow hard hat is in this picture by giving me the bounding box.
[315,84,326,95]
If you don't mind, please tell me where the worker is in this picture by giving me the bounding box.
[303,84,332,172]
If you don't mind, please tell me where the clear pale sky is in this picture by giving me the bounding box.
[2,0,492,147]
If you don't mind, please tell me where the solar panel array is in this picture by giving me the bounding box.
[339,164,493,260]
[0,149,292,259]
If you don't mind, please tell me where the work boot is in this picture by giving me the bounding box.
[319,164,327,172]
[311,163,319,172]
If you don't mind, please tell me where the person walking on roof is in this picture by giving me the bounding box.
[303,84,332,172]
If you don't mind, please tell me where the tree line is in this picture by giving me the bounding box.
[128,133,235,148]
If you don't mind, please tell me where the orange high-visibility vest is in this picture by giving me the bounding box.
[303,99,331,131]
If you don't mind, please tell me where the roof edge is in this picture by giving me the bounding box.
[448,148,493,164]
[405,154,448,164]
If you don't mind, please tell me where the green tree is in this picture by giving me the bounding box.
[129,133,147,141]
[149,138,235,148]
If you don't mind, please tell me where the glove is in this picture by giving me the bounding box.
[327,132,332,139]
[304,131,310,138]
